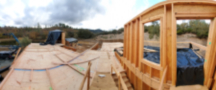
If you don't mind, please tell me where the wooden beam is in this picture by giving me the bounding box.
[175,12,216,19]
[205,17,216,87]
[79,62,92,90]
[162,5,167,83]
[111,65,128,90]
[116,53,171,89]
[158,66,168,90]
[190,42,207,50]
[204,19,215,85]
[67,64,86,77]
[61,32,66,45]
[141,14,163,24]
[171,3,177,86]
[142,59,162,71]
[46,69,56,90]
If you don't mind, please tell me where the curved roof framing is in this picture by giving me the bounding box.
[122,0,216,89]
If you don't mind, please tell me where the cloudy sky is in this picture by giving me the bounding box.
[0,0,165,30]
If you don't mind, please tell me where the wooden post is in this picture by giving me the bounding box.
[162,5,167,83]
[61,32,65,45]
[118,76,122,90]
[79,62,92,90]
[159,67,168,90]
[171,3,177,86]
[123,25,127,57]
[139,17,144,90]
[87,62,91,90]
[204,17,216,87]
[165,4,173,84]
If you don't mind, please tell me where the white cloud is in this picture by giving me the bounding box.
[0,0,149,30]
[73,0,149,30]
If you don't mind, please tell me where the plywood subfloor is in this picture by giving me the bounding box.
[99,42,125,72]
[0,42,124,90]
[89,72,118,90]
[0,43,100,90]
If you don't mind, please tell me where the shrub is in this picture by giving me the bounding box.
[66,31,74,38]
[20,37,32,47]
[77,30,94,39]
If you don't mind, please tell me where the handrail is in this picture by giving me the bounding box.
[111,65,128,90]
[79,62,92,90]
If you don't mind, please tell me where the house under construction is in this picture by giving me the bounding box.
[1,0,216,90]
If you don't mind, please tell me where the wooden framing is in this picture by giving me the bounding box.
[79,62,92,90]
[111,64,128,90]
[61,32,66,45]
[115,0,216,89]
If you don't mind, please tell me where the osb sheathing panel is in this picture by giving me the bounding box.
[0,43,104,90]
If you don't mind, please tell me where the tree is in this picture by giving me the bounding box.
[77,30,95,39]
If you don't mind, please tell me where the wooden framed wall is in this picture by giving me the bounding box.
[121,0,216,89]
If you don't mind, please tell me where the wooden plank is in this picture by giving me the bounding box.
[123,25,127,57]
[159,67,168,90]
[61,32,66,45]
[162,5,167,83]
[46,69,56,90]
[204,18,215,85]
[171,3,177,86]
[205,17,216,87]
[126,0,216,24]
[111,65,128,90]
[126,24,130,60]
[87,63,90,90]
[190,42,207,50]
[79,62,91,90]
[165,4,173,82]
[67,64,86,76]
[142,59,162,71]
[175,12,216,19]
[141,14,163,24]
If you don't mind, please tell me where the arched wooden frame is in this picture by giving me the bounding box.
[117,0,216,89]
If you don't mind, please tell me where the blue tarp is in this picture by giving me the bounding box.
[41,29,62,45]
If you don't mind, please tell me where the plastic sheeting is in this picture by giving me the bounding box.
[114,47,123,56]
[0,65,10,83]
[40,29,62,45]
[143,46,204,86]
[0,65,10,74]
[0,75,3,83]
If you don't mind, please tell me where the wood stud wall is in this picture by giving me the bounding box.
[121,0,216,89]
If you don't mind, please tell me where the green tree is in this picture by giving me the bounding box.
[77,30,95,39]
[20,37,32,47]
